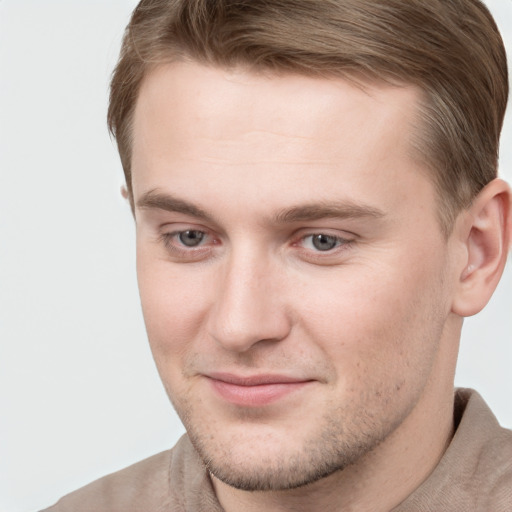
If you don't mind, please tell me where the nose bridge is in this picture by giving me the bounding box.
[208,243,291,352]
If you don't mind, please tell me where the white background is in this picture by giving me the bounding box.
[0,1,510,511]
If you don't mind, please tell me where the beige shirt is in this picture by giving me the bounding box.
[41,389,512,511]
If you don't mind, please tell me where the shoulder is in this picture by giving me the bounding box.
[394,389,512,511]
[472,405,512,511]
[453,389,512,509]
[40,437,187,512]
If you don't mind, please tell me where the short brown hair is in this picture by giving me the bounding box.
[108,0,508,232]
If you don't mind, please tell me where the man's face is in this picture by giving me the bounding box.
[132,62,459,490]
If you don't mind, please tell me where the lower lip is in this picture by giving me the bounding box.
[208,379,311,407]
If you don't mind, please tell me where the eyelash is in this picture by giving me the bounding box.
[293,233,355,263]
[159,231,215,259]
[298,233,351,251]
[158,229,355,262]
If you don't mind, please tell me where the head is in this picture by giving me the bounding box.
[108,0,510,496]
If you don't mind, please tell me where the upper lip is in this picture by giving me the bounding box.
[206,372,313,386]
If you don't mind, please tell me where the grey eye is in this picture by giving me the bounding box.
[311,234,339,251]
[178,230,205,247]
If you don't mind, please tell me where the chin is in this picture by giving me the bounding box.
[183,409,391,492]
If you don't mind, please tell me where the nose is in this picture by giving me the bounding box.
[207,249,292,353]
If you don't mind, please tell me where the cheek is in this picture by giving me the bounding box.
[136,252,210,364]
[296,256,448,386]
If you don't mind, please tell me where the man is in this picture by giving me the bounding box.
[43,0,511,510]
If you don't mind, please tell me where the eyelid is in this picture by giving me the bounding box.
[300,233,346,250]
[292,227,356,245]
[160,228,215,248]
[299,233,353,247]
[159,221,211,238]
[290,230,357,264]
[157,223,221,262]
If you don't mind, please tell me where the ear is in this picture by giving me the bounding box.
[451,179,511,317]
[121,184,136,216]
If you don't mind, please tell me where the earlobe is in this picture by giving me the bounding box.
[451,179,511,317]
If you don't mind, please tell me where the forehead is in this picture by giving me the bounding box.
[131,62,434,226]
[133,62,421,158]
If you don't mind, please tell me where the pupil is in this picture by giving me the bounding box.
[179,230,204,247]
[312,234,337,251]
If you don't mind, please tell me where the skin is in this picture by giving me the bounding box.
[130,62,510,512]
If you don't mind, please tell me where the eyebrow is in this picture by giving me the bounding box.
[136,189,385,224]
[137,190,211,221]
[272,202,385,224]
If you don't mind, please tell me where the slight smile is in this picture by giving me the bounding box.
[206,373,315,407]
